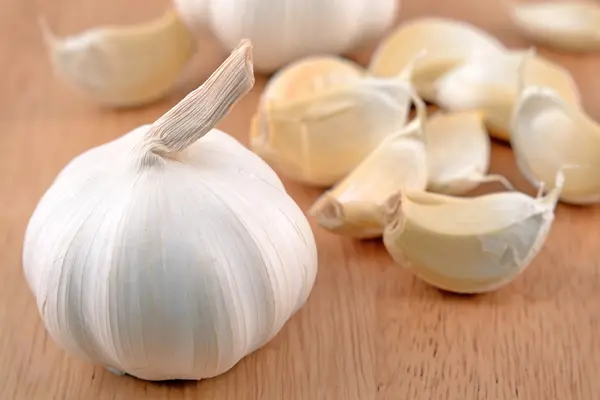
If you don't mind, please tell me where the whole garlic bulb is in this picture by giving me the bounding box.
[23,41,318,381]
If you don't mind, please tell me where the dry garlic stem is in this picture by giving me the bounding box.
[309,88,428,239]
[369,17,505,101]
[39,10,194,107]
[425,111,512,195]
[508,1,600,52]
[434,49,580,141]
[251,56,416,187]
[511,86,600,204]
[383,172,564,294]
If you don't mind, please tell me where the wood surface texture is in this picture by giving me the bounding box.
[2,0,599,398]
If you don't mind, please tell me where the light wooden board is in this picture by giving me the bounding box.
[1,0,599,398]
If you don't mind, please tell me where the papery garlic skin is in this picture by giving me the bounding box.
[508,1,600,52]
[23,41,318,381]
[511,86,600,204]
[369,17,505,100]
[383,182,562,294]
[40,11,194,107]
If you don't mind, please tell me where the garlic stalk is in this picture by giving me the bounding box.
[382,172,564,294]
[39,11,194,107]
[309,87,428,239]
[250,56,416,187]
[433,49,580,141]
[369,17,506,101]
[507,0,600,52]
[424,111,513,195]
[23,40,318,381]
[511,86,600,204]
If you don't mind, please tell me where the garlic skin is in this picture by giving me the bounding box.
[511,86,600,205]
[40,11,194,107]
[434,50,580,141]
[424,111,511,195]
[250,56,414,187]
[369,17,505,101]
[309,88,428,239]
[23,41,318,381]
[508,1,600,52]
[383,175,563,294]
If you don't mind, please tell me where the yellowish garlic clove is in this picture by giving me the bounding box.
[308,88,428,239]
[508,0,600,52]
[424,110,513,195]
[368,17,505,101]
[39,10,194,107]
[511,86,600,205]
[382,172,564,294]
[250,56,416,187]
[433,49,580,141]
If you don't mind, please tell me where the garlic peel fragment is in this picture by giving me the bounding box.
[40,10,194,107]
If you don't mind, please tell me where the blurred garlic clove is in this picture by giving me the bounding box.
[250,56,416,187]
[382,172,564,294]
[511,86,600,205]
[39,10,194,107]
[433,49,580,141]
[424,110,513,195]
[368,17,505,101]
[309,89,428,239]
[508,0,600,52]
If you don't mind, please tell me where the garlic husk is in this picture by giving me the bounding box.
[382,173,563,294]
[40,11,194,107]
[23,40,318,381]
[511,86,600,204]
[368,17,506,101]
[250,56,415,187]
[174,0,399,73]
[309,88,428,239]
[433,49,580,141]
[424,110,512,195]
[508,1,600,52]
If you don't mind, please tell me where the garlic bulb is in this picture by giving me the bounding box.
[508,1,600,52]
[434,50,580,141]
[39,11,194,107]
[424,111,512,195]
[369,17,506,101]
[511,86,600,205]
[250,56,416,187]
[23,41,318,381]
[382,173,563,294]
[309,87,428,239]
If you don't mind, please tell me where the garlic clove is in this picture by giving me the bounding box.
[309,88,428,239]
[433,49,580,141]
[511,86,600,204]
[39,10,194,107]
[368,17,506,101]
[382,172,564,294]
[250,56,416,187]
[508,1,600,52]
[424,110,513,195]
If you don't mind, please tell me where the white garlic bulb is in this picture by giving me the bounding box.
[23,41,318,381]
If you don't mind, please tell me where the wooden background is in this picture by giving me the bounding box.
[2,0,599,398]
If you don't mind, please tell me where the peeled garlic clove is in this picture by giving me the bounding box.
[368,17,505,100]
[434,50,580,141]
[309,89,428,239]
[511,86,600,204]
[508,1,600,52]
[39,10,194,107]
[251,56,415,187]
[383,174,563,293]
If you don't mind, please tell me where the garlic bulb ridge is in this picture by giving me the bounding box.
[23,40,318,381]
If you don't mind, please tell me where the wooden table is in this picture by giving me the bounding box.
[2,0,599,398]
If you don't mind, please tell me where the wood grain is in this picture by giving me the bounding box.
[1,0,599,398]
